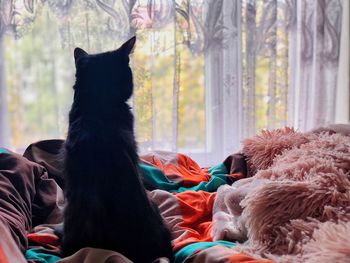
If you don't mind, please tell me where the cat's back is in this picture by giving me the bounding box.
[64,115,138,183]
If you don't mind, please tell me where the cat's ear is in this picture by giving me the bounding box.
[120,36,136,56]
[74,47,88,63]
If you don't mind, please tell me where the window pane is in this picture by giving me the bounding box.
[3,2,207,153]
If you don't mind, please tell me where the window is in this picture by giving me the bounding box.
[0,0,346,166]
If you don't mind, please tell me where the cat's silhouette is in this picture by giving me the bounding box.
[61,37,173,263]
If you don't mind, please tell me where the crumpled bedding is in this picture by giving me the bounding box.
[0,140,268,263]
[212,128,350,262]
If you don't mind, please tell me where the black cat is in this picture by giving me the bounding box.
[61,37,173,263]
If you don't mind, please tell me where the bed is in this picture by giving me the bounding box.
[0,124,349,262]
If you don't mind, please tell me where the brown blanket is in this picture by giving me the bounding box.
[0,144,63,254]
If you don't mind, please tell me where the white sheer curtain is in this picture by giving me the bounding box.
[0,0,347,165]
[288,0,344,131]
[336,0,349,123]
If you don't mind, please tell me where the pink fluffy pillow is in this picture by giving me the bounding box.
[302,221,350,262]
[242,127,309,175]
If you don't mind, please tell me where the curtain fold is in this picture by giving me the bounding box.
[288,0,343,131]
[0,34,10,147]
[336,0,349,123]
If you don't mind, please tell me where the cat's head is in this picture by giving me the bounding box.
[73,37,136,104]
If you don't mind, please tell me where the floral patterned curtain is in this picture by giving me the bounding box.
[0,0,345,164]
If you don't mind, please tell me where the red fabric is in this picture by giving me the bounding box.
[173,191,216,251]
[227,254,274,263]
[27,232,61,253]
[27,233,60,247]
[146,153,211,187]
[0,246,9,263]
